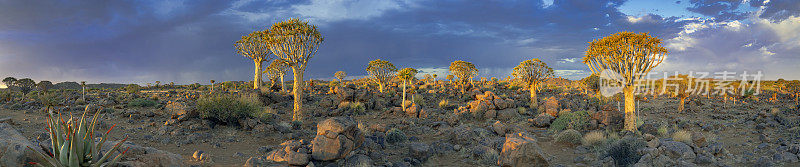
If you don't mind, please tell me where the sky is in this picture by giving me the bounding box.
[1,0,799,86]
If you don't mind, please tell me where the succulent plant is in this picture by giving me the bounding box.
[27,107,128,167]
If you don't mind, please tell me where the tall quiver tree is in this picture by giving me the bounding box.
[512,59,553,108]
[210,80,215,92]
[80,81,87,101]
[583,32,668,132]
[2,77,16,88]
[37,81,53,94]
[449,60,478,93]
[264,59,289,92]
[397,68,418,111]
[236,30,274,90]
[366,59,397,93]
[335,71,347,82]
[266,18,323,121]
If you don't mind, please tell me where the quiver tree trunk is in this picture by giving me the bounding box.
[529,84,538,108]
[402,81,407,111]
[678,96,686,113]
[623,86,636,132]
[379,83,385,93]
[280,75,286,93]
[292,67,305,121]
[254,61,263,90]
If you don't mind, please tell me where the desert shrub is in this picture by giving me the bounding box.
[412,94,425,107]
[657,125,670,137]
[348,102,366,114]
[672,130,692,144]
[583,131,607,147]
[555,129,582,145]
[549,110,590,132]
[127,98,158,108]
[517,107,529,115]
[197,93,262,125]
[252,107,277,122]
[438,99,450,109]
[604,136,646,167]
[386,128,407,144]
[36,93,59,107]
[124,84,141,94]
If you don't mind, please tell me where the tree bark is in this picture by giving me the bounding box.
[280,75,286,93]
[379,83,385,93]
[291,67,304,122]
[530,83,538,108]
[678,97,686,113]
[402,80,407,111]
[253,61,263,90]
[623,86,636,132]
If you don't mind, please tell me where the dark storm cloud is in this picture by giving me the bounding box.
[750,0,800,21]
[1,0,798,85]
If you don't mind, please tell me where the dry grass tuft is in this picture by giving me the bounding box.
[672,130,692,144]
[582,131,606,147]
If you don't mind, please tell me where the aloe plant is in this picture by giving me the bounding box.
[27,107,128,167]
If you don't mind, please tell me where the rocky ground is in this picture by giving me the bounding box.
[1,81,799,167]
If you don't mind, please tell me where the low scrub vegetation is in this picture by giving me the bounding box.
[197,93,262,125]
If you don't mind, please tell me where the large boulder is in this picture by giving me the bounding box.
[498,132,548,167]
[311,117,365,161]
[544,97,560,117]
[0,123,43,166]
[532,113,554,127]
[101,140,185,167]
[660,141,696,161]
[264,140,310,166]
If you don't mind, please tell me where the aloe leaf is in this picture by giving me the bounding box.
[27,146,63,167]
[92,136,127,167]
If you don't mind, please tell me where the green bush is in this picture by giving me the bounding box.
[127,98,158,108]
[124,84,141,94]
[604,136,646,167]
[549,110,590,132]
[36,93,59,107]
[386,128,407,144]
[438,99,450,109]
[197,93,262,125]
[555,129,582,145]
[348,102,366,114]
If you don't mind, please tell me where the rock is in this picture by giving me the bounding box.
[343,154,374,167]
[244,156,285,167]
[485,109,497,119]
[647,139,661,148]
[0,123,43,166]
[405,104,425,118]
[497,109,520,121]
[644,133,656,141]
[101,140,185,167]
[774,152,798,163]
[312,117,364,161]
[492,121,507,136]
[532,113,554,127]
[408,142,431,161]
[287,151,310,166]
[498,132,548,167]
[164,101,195,117]
[691,132,706,147]
[661,141,696,161]
[543,97,559,117]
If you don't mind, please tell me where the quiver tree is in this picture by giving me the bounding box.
[666,74,692,112]
[787,80,800,105]
[512,59,554,108]
[210,80,215,92]
[449,60,478,93]
[37,81,53,94]
[583,32,668,132]
[335,71,347,82]
[397,68,418,111]
[366,59,397,93]
[264,59,289,92]
[2,77,16,88]
[80,81,86,101]
[432,74,438,84]
[265,18,323,121]
[446,75,454,84]
[580,74,600,95]
[16,78,36,95]
[236,30,274,90]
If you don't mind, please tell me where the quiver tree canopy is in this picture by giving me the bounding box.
[366,59,397,93]
[335,71,347,81]
[449,60,478,92]
[583,32,667,87]
[236,30,274,90]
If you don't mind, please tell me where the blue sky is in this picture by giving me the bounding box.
[0,0,799,85]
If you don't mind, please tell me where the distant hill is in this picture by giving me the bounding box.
[52,82,128,90]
